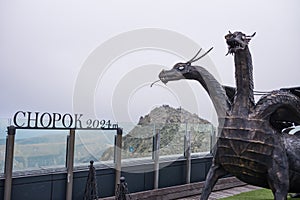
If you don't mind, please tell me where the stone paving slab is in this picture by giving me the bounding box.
[100,177,250,200]
[176,185,261,200]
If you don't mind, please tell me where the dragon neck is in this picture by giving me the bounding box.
[193,66,230,118]
[233,46,255,114]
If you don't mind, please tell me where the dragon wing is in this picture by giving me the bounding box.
[280,86,300,99]
[254,87,300,133]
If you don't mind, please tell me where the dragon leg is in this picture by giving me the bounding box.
[200,163,227,200]
[267,156,289,200]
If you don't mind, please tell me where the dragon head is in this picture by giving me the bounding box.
[158,48,213,84]
[159,62,193,84]
[225,31,256,55]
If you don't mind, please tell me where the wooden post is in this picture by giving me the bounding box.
[66,129,75,200]
[4,126,16,200]
[211,125,216,154]
[184,127,191,184]
[153,128,160,189]
[114,128,123,191]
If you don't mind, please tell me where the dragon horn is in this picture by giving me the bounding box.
[191,47,214,63]
[243,32,256,40]
[249,32,256,37]
[188,48,202,63]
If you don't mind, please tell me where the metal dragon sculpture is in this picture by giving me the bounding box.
[157,31,300,199]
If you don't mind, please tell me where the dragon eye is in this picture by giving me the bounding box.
[178,66,185,71]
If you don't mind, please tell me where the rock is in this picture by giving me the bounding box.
[101,105,214,161]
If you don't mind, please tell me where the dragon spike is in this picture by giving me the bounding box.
[190,47,214,63]
[249,32,256,37]
[188,48,202,63]
[242,32,256,40]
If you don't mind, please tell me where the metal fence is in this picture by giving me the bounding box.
[0,119,214,174]
[0,118,215,200]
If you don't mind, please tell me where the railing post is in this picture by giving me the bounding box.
[114,128,123,191]
[153,128,160,189]
[184,126,191,184]
[66,129,75,200]
[4,126,16,200]
[211,125,216,154]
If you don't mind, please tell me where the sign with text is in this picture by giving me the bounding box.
[12,111,118,129]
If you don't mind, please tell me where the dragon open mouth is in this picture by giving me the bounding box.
[227,40,244,50]
[226,40,246,55]
[225,31,256,55]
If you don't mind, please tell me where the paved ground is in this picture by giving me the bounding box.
[176,185,261,200]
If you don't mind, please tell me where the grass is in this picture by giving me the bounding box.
[220,188,300,200]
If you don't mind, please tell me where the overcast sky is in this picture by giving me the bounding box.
[1,0,299,126]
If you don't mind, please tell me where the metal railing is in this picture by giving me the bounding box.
[0,120,215,200]
[2,126,122,200]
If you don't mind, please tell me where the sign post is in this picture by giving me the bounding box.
[66,129,75,200]
[4,126,16,200]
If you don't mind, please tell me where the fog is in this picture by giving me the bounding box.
[1,0,299,126]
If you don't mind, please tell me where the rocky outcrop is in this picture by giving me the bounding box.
[101,105,214,161]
